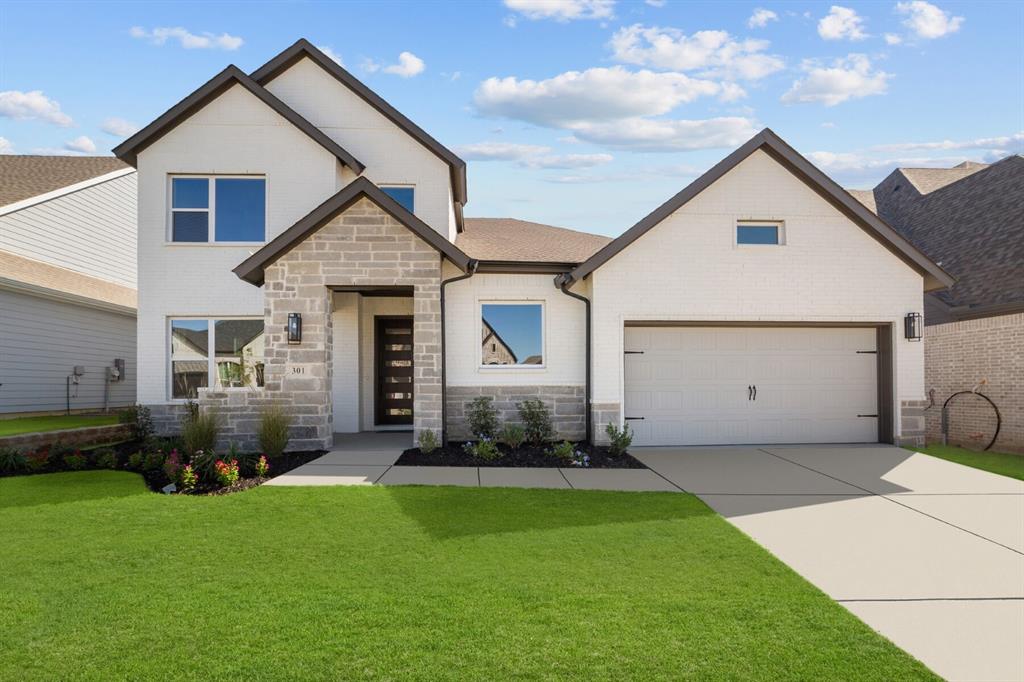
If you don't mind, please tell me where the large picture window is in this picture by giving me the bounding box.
[170,318,265,399]
[170,176,266,243]
[480,303,544,367]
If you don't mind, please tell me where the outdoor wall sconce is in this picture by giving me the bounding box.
[904,312,923,341]
[287,313,302,345]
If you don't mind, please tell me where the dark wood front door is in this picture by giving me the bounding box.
[375,316,414,425]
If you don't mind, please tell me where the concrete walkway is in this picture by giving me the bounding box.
[634,445,1024,682]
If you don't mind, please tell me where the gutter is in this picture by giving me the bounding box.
[440,258,478,445]
[555,272,593,443]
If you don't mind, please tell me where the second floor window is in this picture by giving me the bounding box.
[171,176,266,243]
[381,186,414,213]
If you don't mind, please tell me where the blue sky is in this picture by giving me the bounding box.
[1,0,1020,235]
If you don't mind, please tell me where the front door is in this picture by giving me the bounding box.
[375,316,414,425]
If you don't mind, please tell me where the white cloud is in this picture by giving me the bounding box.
[884,33,903,45]
[609,25,784,80]
[317,45,344,66]
[645,0,666,6]
[0,137,12,154]
[382,51,425,77]
[781,54,890,106]
[527,153,614,168]
[503,15,519,28]
[821,121,837,128]
[503,0,615,22]
[64,136,96,153]
[566,116,759,151]
[129,26,243,50]
[455,142,553,161]
[896,1,964,39]
[100,117,139,137]
[0,90,73,127]
[748,8,779,28]
[817,6,868,40]
[474,66,725,127]
[872,132,1024,153]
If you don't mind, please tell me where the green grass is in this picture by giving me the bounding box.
[0,472,936,680]
[0,413,119,437]
[909,444,1024,481]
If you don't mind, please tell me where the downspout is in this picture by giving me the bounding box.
[556,273,592,443]
[440,259,478,445]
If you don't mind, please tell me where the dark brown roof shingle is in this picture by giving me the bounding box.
[457,218,611,263]
[0,155,129,208]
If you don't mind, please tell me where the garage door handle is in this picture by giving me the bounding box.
[752,385,757,401]
[748,385,752,401]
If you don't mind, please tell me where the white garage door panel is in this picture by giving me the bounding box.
[624,327,878,446]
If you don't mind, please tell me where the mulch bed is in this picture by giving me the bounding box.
[161,450,327,495]
[396,442,646,469]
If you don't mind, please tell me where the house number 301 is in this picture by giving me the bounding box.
[290,366,305,375]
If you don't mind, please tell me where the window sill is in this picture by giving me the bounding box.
[477,365,548,372]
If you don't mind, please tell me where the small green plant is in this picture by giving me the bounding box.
[49,442,74,468]
[119,404,154,442]
[143,450,165,472]
[547,440,576,464]
[189,449,218,483]
[255,455,270,478]
[179,464,198,492]
[93,448,118,469]
[24,448,49,473]
[257,404,292,458]
[417,429,439,454]
[214,458,240,488]
[463,438,500,461]
[127,451,145,470]
[467,396,499,440]
[605,422,633,458]
[182,409,220,455]
[63,449,88,470]
[0,447,26,474]
[517,399,554,445]
[499,423,526,450]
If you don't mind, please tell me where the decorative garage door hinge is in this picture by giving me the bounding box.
[624,416,645,420]
[855,350,878,354]
[624,350,644,354]
[857,414,879,418]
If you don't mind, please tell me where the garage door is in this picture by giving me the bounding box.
[624,327,879,446]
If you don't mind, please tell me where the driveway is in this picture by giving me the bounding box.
[634,445,1024,682]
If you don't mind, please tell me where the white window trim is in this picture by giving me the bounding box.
[167,316,265,402]
[735,219,785,247]
[167,174,267,245]
[477,300,547,371]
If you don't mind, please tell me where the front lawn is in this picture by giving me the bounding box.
[0,472,935,680]
[909,444,1024,481]
[0,413,119,437]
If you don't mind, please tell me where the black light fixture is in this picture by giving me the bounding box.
[287,313,302,345]
[904,312,923,341]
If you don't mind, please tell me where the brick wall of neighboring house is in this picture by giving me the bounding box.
[0,424,131,451]
[924,312,1024,453]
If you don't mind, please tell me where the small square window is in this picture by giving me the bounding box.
[381,186,414,213]
[481,303,543,367]
[737,222,781,245]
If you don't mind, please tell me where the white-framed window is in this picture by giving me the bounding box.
[380,185,415,213]
[736,220,784,246]
[169,317,266,399]
[479,301,545,368]
[169,175,266,243]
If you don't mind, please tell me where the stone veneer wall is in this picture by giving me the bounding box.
[923,312,1024,453]
[193,197,442,451]
[898,400,927,447]
[446,385,585,441]
[591,402,621,445]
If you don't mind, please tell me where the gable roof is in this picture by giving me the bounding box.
[561,128,955,292]
[0,155,129,209]
[233,176,473,285]
[457,218,610,263]
[113,65,364,172]
[250,39,468,212]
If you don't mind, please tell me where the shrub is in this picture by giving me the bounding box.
[417,429,439,454]
[605,422,633,458]
[163,449,182,481]
[214,459,240,488]
[0,447,26,474]
[517,399,554,445]
[49,442,74,468]
[467,397,499,440]
[93,448,118,469]
[24,448,49,473]
[63,449,88,470]
[255,455,270,478]
[257,404,292,458]
[189,449,218,483]
[547,440,576,464]
[118,404,154,442]
[500,423,526,450]
[182,409,220,455]
[143,450,166,472]
[179,464,198,492]
[463,438,500,461]
[127,451,145,471]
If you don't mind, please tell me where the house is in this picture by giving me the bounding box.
[0,156,137,415]
[850,157,1024,452]
[114,39,952,450]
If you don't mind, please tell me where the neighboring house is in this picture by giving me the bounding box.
[850,157,1024,451]
[481,319,517,366]
[0,156,138,415]
[114,39,952,450]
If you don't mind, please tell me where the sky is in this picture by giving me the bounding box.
[0,0,1021,235]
